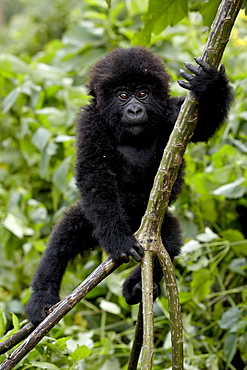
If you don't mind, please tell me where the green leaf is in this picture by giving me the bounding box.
[188,256,209,272]
[218,307,240,329]
[201,0,221,27]
[2,88,20,112]
[105,0,111,8]
[3,213,33,239]
[39,150,51,179]
[71,345,91,361]
[31,362,60,369]
[230,138,247,153]
[66,332,94,352]
[33,63,66,83]
[2,81,42,112]
[100,359,121,370]
[46,142,58,156]
[35,107,66,127]
[224,333,237,365]
[228,258,246,276]
[54,135,75,143]
[182,239,201,254]
[212,177,246,199]
[196,227,219,242]
[99,300,121,315]
[11,313,20,331]
[221,229,247,256]
[133,0,188,45]
[243,0,247,15]
[32,127,51,152]
[20,136,40,166]
[20,80,42,107]
[221,229,245,243]
[105,273,123,296]
[0,309,7,337]
[56,337,72,351]
[200,199,217,223]
[52,156,71,193]
[191,269,214,301]
[62,25,100,47]
[0,54,29,76]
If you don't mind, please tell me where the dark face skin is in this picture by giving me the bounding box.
[116,86,149,134]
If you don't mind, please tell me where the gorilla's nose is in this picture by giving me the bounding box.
[127,105,143,117]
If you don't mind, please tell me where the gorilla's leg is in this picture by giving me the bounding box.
[122,259,162,305]
[161,210,183,259]
[26,203,96,324]
[122,210,182,305]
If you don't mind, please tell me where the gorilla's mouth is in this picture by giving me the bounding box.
[121,115,147,134]
[128,125,145,135]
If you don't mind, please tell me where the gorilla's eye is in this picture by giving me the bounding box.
[119,92,129,100]
[137,91,148,99]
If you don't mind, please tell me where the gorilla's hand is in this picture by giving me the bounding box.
[178,58,226,98]
[26,291,60,325]
[110,235,144,263]
[123,281,161,305]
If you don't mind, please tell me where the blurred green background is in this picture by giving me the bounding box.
[0,0,247,369]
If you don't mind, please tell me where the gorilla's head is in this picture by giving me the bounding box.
[86,47,171,143]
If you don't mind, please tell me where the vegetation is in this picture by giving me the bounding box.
[0,0,247,369]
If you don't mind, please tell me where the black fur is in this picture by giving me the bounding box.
[26,47,233,324]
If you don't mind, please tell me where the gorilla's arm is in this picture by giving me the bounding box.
[171,58,233,142]
[75,108,143,263]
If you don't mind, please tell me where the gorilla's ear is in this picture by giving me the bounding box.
[85,81,97,98]
[90,91,97,99]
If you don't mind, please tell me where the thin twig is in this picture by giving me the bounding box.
[140,250,154,369]
[0,323,34,355]
[0,257,118,370]
[157,248,183,368]
[127,303,143,370]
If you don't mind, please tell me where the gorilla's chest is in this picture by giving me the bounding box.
[116,144,161,185]
[117,145,156,167]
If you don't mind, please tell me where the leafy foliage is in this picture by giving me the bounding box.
[0,0,247,369]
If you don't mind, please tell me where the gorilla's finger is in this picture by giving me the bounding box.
[129,247,143,262]
[133,241,144,255]
[194,57,211,71]
[179,69,194,81]
[119,253,130,263]
[177,80,192,90]
[184,62,200,75]
[219,64,226,76]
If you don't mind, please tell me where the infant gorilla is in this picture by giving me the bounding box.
[26,47,233,324]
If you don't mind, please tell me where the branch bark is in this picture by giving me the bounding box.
[0,323,34,356]
[129,1,243,369]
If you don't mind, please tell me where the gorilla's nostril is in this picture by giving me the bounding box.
[127,106,143,116]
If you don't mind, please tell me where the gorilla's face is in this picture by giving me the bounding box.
[86,47,171,144]
[116,87,149,134]
[95,82,168,145]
